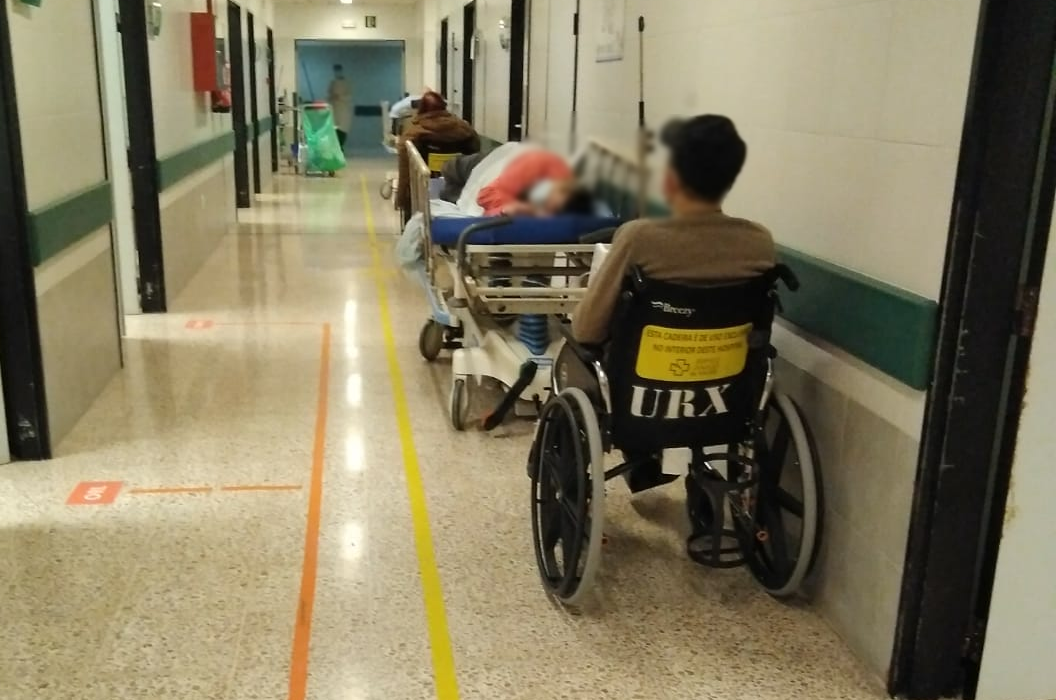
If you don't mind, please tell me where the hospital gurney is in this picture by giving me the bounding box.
[406,142,620,430]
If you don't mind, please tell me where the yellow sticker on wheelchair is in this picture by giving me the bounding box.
[635,323,752,383]
[427,152,459,173]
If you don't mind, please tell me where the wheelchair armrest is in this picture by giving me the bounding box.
[557,321,605,367]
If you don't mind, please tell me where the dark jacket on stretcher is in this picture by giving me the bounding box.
[397,110,481,213]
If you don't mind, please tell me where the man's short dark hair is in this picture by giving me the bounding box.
[661,115,747,201]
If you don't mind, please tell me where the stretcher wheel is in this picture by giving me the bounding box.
[736,392,822,598]
[529,388,605,606]
[450,376,470,431]
[419,320,445,362]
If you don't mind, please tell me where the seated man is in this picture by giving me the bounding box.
[571,114,776,492]
[477,148,593,217]
[397,91,480,215]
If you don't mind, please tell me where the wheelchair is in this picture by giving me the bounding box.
[527,266,823,606]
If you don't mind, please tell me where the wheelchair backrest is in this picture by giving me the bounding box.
[605,269,787,453]
[414,138,479,177]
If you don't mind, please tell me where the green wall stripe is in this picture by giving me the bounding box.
[255,115,274,138]
[27,182,113,266]
[776,245,938,391]
[156,131,235,191]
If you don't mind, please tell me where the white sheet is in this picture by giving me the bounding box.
[455,142,542,216]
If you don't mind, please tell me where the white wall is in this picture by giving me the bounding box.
[975,209,1056,700]
[7,0,106,209]
[273,2,423,101]
[151,0,236,158]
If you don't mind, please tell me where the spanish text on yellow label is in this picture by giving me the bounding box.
[635,323,752,383]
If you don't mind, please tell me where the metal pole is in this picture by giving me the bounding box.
[570,0,581,153]
[636,15,649,217]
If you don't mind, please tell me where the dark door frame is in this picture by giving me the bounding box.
[247,11,261,195]
[890,1,1056,698]
[507,0,527,141]
[228,1,251,209]
[267,27,278,174]
[439,17,449,98]
[461,1,476,126]
[118,0,167,312]
[0,3,51,460]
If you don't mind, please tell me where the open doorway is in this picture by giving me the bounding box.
[94,0,139,323]
[248,12,261,196]
[295,40,405,157]
[267,27,278,173]
[461,1,476,125]
[228,1,251,209]
[439,17,449,98]
[117,0,166,311]
[507,0,528,141]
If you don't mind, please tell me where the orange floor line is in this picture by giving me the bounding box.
[212,321,321,327]
[128,486,214,495]
[287,323,331,700]
[220,484,303,492]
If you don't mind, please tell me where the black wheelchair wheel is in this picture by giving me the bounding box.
[736,392,823,598]
[419,320,445,362]
[529,388,605,606]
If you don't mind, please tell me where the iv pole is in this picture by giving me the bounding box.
[636,15,652,218]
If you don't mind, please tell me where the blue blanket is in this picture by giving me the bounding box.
[430,216,621,246]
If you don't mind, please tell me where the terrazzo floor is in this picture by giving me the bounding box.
[0,163,888,699]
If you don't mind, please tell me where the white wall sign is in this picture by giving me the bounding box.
[596,0,626,63]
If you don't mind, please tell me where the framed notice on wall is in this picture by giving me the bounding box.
[596,0,626,63]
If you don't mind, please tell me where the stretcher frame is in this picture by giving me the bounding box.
[406,141,644,430]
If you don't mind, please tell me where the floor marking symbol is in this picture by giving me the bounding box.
[287,323,332,700]
[361,175,461,700]
[185,319,214,330]
[66,481,123,506]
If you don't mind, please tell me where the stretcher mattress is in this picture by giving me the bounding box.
[430,216,621,246]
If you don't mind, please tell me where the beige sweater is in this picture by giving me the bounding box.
[572,213,776,344]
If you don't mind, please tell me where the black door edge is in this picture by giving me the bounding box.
[0,4,52,459]
[890,2,1056,697]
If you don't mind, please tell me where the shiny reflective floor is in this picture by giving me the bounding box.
[0,164,887,699]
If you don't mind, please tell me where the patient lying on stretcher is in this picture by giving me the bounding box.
[476,149,596,217]
[437,143,599,218]
[571,115,776,493]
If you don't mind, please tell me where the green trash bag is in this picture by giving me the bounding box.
[302,105,347,173]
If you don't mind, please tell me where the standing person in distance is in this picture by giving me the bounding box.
[328,64,353,152]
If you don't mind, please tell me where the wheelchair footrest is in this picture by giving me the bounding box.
[687,528,745,569]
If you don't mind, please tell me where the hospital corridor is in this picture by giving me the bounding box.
[1,1,1055,700]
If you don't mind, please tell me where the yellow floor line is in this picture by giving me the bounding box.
[360,176,461,700]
